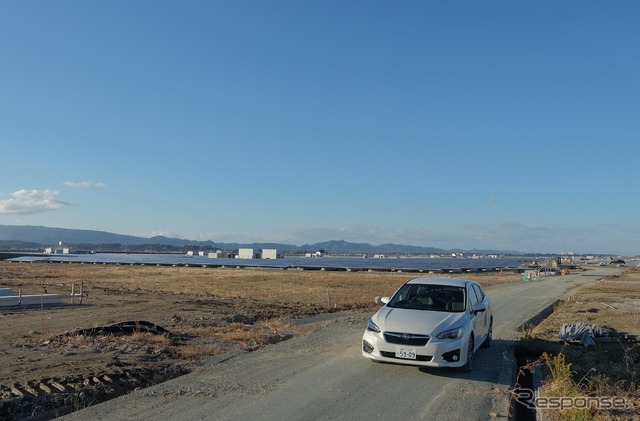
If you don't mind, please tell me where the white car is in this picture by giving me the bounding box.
[362,277,492,372]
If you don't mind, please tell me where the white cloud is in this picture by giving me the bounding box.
[0,190,68,215]
[145,230,183,239]
[63,181,106,188]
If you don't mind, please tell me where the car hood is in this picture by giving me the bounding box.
[372,306,466,335]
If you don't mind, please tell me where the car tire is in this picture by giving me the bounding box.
[482,318,493,348]
[458,335,474,373]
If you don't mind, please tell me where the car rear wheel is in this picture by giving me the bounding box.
[459,335,474,373]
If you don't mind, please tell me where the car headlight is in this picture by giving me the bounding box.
[367,319,381,333]
[436,326,464,339]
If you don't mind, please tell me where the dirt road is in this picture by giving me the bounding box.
[57,267,620,420]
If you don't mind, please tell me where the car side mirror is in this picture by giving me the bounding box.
[473,302,486,314]
[375,296,390,305]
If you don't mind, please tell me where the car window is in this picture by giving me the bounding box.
[387,284,466,312]
[472,284,485,301]
[468,284,480,306]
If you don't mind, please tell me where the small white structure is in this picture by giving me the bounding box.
[260,249,278,259]
[304,251,325,258]
[44,241,70,255]
[236,248,255,259]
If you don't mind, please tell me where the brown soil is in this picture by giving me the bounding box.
[0,261,521,420]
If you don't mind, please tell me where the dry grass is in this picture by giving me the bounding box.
[173,344,225,360]
[0,262,521,310]
[171,318,314,359]
[42,330,172,353]
[171,325,219,337]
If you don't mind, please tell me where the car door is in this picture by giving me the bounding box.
[468,285,484,347]
[472,283,489,339]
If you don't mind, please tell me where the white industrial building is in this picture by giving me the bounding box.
[260,249,278,259]
[208,250,228,258]
[234,248,279,259]
[236,248,255,259]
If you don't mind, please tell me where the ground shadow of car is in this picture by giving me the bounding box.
[415,339,516,386]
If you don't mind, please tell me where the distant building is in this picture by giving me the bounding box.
[208,250,228,258]
[44,241,69,255]
[260,249,278,259]
[236,248,255,259]
[304,251,325,257]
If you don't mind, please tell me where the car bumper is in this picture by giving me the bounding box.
[362,330,468,368]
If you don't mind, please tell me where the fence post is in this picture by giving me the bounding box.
[41,283,45,333]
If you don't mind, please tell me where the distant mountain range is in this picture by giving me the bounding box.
[0,224,522,255]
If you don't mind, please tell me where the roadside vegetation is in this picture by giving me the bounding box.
[516,266,640,420]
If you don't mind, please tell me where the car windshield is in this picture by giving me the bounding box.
[386,284,466,312]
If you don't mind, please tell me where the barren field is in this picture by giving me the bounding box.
[0,261,521,420]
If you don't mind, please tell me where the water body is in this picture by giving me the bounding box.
[11,253,527,272]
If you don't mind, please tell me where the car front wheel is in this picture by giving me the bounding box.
[459,335,474,373]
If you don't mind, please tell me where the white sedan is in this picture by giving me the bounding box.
[362,277,492,372]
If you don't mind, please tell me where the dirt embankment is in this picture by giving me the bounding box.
[0,262,521,420]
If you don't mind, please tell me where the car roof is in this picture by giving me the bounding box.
[405,277,473,287]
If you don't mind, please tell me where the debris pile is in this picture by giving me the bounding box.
[559,322,610,347]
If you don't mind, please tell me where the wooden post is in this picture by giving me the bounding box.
[41,283,45,333]
[79,281,83,305]
[71,283,75,304]
[18,288,21,306]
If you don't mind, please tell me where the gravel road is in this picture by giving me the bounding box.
[57,267,619,421]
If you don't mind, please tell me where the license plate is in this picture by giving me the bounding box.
[395,346,417,359]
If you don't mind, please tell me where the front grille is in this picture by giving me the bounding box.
[381,351,433,362]
[384,332,430,346]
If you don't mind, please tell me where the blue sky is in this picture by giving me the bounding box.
[1,1,639,255]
